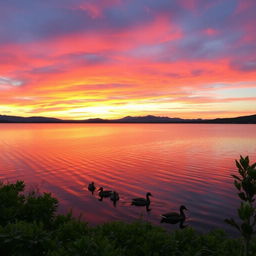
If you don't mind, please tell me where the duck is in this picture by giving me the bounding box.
[110,191,119,202]
[98,187,113,198]
[131,192,152,206]
[88,182,96,193]
[110,191,119,207]
[160,205,188,224]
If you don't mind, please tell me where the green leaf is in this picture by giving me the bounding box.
[236,160,245,177]
[242,181,255,201]
[240,156,249,170]
[231,174,242,181]
[245,156,249,166]
[236,160,242,170]
[238,192,247,201]
[241,223,253,237]
[238,202,254,223]
[234,180,241,191]
[248,168,256,179]
[225,218,240,231]
[251,162,256,170]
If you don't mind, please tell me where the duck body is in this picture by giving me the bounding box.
[161,205,187,224]
[132,192,152,206]
[110,191,119,202]
[110,191,119,207]
[88,182,96,193]
[98,187,113,198]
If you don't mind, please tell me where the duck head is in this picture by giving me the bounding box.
[146,192,152,197]
[180,205,187,211]
[98,187,103,191]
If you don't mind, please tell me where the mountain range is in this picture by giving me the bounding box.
[0,114,256,124]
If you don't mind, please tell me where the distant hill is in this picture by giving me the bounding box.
[202,115,256,124]
[0,115,63,123]
[0,114,255,124]
[114,115,185,123]
[112,114,256,124]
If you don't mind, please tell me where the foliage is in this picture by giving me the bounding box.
[225,156,256,256]
[22,192,58,226]
[0,180,25,225]
[0,221,50,256]
[0,177,255,256]
[0,180,58,227]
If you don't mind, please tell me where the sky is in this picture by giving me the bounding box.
[0,0,256,120]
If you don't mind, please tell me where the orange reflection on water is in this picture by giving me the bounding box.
[0,123,255,233]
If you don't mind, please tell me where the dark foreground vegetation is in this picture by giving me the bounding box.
[0,156,255,256]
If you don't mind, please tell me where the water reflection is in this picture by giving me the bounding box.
[110,191,119,207]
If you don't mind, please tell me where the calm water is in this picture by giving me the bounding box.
[0,123,255,233]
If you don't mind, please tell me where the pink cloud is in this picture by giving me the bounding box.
[70,0,121,18]
[203,28,218,36]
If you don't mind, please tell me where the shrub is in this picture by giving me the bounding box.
[225,156,256,256]
[22,192,58,226]
[0,221,50,256]
[0,181,25,225]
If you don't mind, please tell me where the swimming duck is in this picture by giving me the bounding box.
[98,187,113,198]
[131,192,152,206]
[88,182,96,193]
[161,205,188,224]
[110,191,119,202]
[110,191,119,207]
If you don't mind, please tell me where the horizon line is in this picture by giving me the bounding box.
[1,113,256,122]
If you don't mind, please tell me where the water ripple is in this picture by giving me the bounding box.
[0,123,255,234]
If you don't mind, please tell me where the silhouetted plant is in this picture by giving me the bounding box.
[0,221,50,256]
[0,180,58,227]
[225,156,256,256]
[22,192,58,226]
[0,181,25,225]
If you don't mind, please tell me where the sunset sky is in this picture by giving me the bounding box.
[0,0,256,119]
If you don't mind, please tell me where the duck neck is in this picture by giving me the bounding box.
[180,208,185,217]
[146,195,150,202]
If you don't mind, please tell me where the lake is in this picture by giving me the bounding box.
[0,123,255,234]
